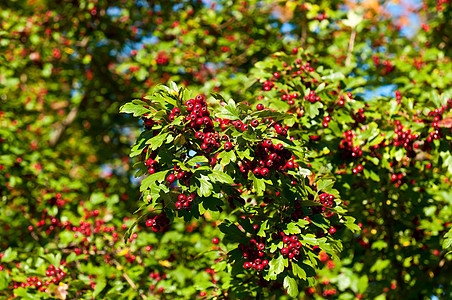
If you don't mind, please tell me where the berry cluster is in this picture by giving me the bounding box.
[239,141,295,177]
[11,264,67,293]
[175,193,196,210]
[146,212,170,232]
[183,95,214,130]
[338,130,362,159]
[395,90,402,103]
[337,93,352,106]
[280,234,303,260]
[149,271,166,293]
[318,193,336,208]
[391,120,418,158]
[145,154,158,174]
[172,164,192,186]
[304,90,321,103]
[280,90,299,105]
[239,239,270,271]
[352,108,366,126]
[156,51,169,65]
[262,80,275,91]
[390,173,406,188]
[273,122,288,136]
[322,115,331,128]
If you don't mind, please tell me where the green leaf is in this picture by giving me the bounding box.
[257,220,269,237]
[304,101,323,118]
[218,150,236,166]
[209,170,234,184]
[443,228,452,249]
[145,132,169,150]
[210,92,226,102]
[268,255,285,279]
[443,154,452,174]
[140,170,169,192]
[248,172,265,195]
[285,223,301,235]
[120,103,150,116]
[283,276,299,297]
[317,179,334,192]
[197,174,213,197]
[292,263,306,280]
[0,271,10,290]
[12,287,38,300]
[216,99,240,120]
[315,82,326,93]
[357,275,369,293]
[322,72,345,81]
[344,216,361,233]
[394,148,404,161]
[1,248,17,262]
[370,259,390,273]
[93,278,107,298]
[187,155,208,166]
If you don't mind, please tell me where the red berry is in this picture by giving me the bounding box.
[224,142,233,151]
[167,174,176,184]
[256,103,264,110]
[212,237,219,245]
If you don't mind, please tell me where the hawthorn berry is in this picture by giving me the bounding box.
[224,142,233,151]
[167,174,176,184]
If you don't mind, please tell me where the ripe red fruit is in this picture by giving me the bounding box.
[175,201,182,210]
[329,227,336,234]
[273,72,280,79]
[212,237,220,244]
[251,119,259,127]
[256,103,264,110]
[281,247,289,255]
[167,174,176,184]
[260,168,269,177]
[224,142,233,151]
[145,245,152,251]
[292,47,298,55]
[322,122,329,128]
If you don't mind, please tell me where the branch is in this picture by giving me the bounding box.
[345,29,357,67]
[49,96,86,147]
